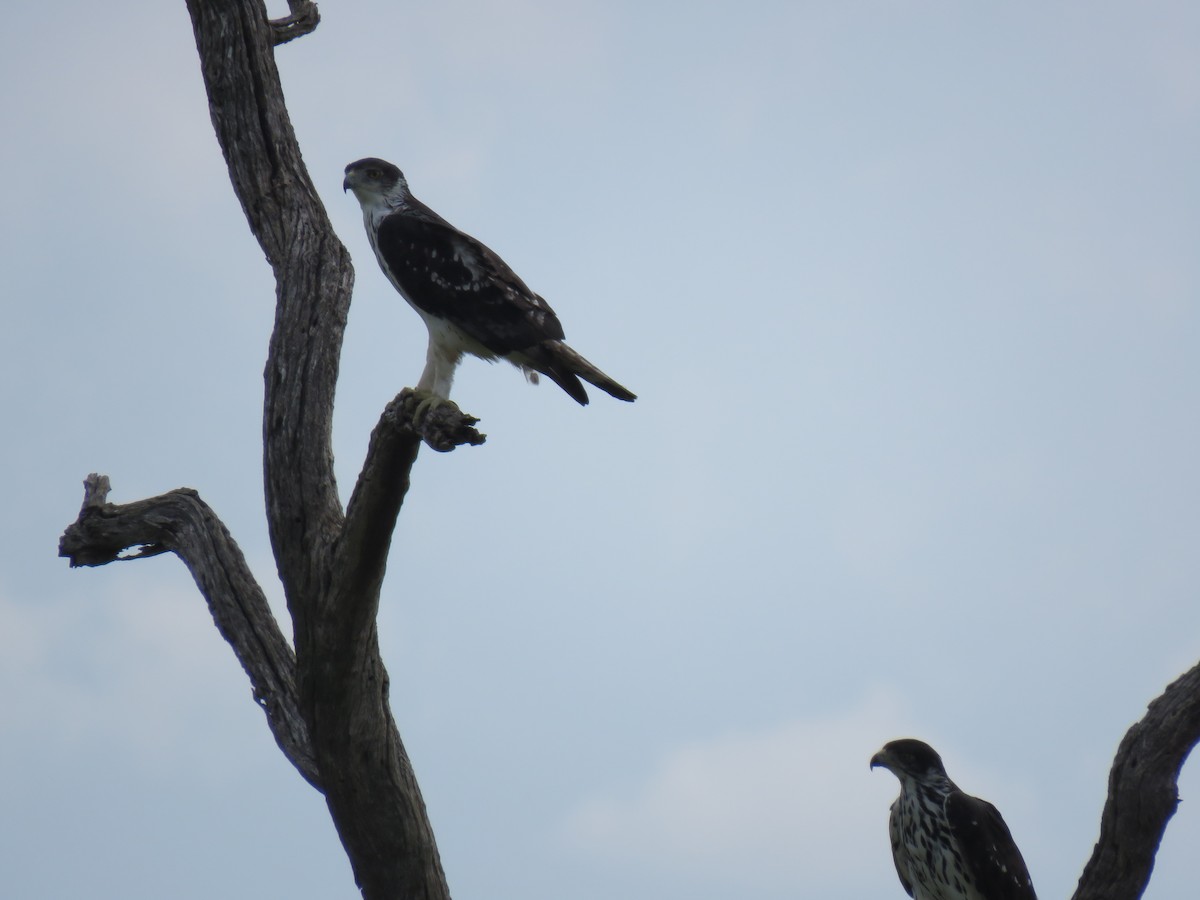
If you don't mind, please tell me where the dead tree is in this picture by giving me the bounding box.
[60,0,480,896]
[56,1,1199,898]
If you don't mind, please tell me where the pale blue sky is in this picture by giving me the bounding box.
[2,2,1198,898]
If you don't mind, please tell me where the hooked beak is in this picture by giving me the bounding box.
[342,175,351,192]
[869,749,888,771]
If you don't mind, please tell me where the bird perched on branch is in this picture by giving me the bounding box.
[343,157,636,408]
[871,739,1037,900]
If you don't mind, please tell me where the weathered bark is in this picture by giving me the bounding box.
[269,0,319,44]
[59,474,321,788]
[1072,662,1200,900]
[182,0,453,891]
[59,392,479,896]
[57,0,484,895]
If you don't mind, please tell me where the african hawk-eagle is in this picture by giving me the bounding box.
[343,157,636,407]
[871,739,1037,900]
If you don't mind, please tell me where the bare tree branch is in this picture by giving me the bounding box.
[404,392,488,454]
[1072,662,1200,900]
[269,0,319,45]
[58,474,320,789]
[337,396,422,608]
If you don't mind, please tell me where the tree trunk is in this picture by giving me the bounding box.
[61,0,481,895]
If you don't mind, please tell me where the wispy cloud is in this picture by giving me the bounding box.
[0,574,269,777]
[562,687,914,894]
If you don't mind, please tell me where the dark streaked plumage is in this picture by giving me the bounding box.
[871,739,1037,900]
[343,157,635,406]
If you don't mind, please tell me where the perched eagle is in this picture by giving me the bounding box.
[871,739,1037,900]
[343,157,636,406]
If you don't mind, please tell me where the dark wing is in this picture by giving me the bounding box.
[887,800,916,898]
[375,202,565,354]
[945,791,1037,900]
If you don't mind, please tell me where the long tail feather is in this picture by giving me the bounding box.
[524,341,637,405]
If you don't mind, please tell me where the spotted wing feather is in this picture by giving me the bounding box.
[375,203,565,354]
[946,791,1038,900]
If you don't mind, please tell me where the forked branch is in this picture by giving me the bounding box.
[59,474,320,789]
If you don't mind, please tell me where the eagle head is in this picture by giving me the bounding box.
[870,738,948,780]
[343,157,410,206]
